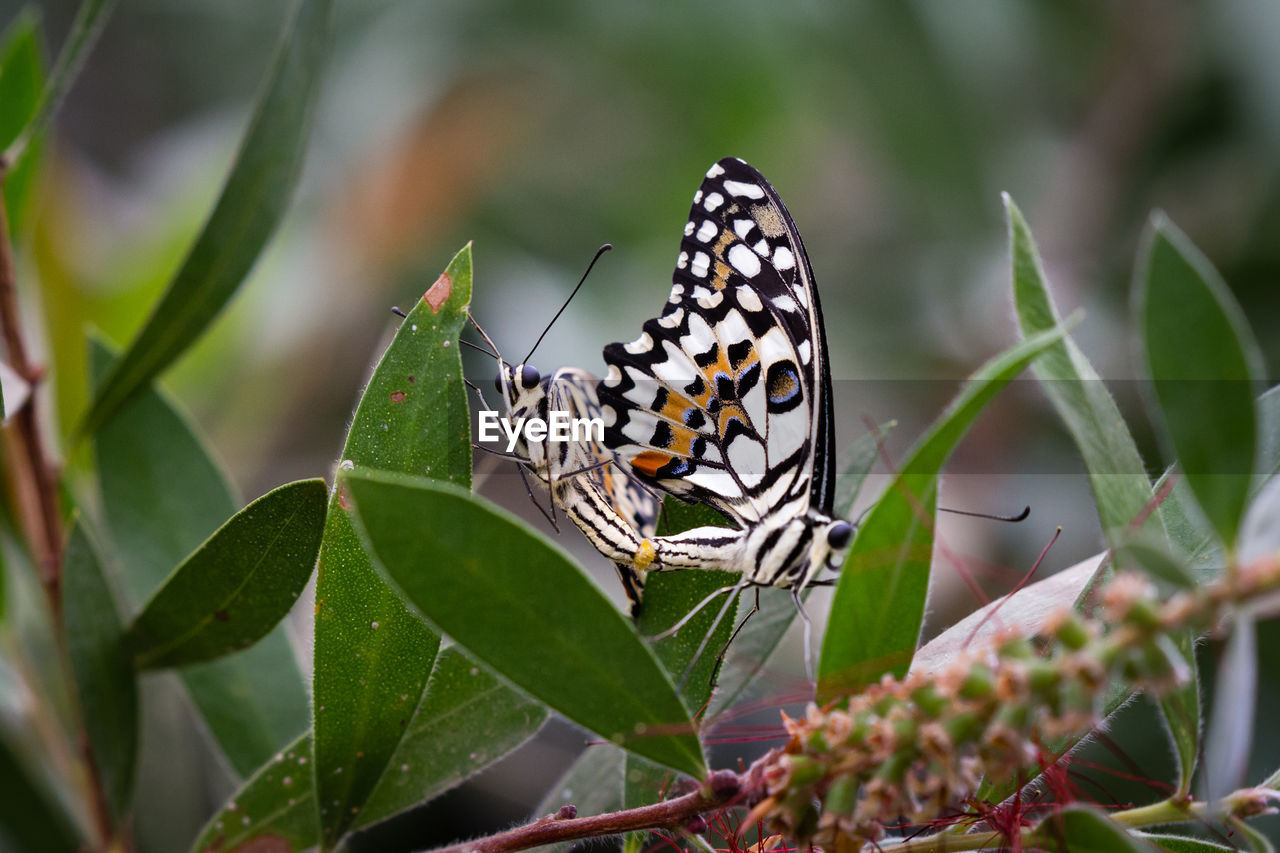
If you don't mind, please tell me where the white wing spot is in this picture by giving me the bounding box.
[658,307,684,328]
[603,365,622,387]
[697,290,724,310]
[693,190,703,203]
[727,436,767,485]
[798,339,812,364]
[703,192,724,212]
[733,219,754,238]
[625,333,654,355]
[773,246,795,270]
[772,293,800,313]
[728,243,762,278]
[792,282,809,308]
[706,163,726,178]
[752,239,769,257]
[684,220,695,236]
[691,251,711,278]
[676,251,688,269]
[696,220,717,243]
[723,179,765,199]
[736,285,763,313]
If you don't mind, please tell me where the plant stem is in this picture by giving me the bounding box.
[876,795,1223,852]
[0,167,65,617]
[428,772,743,853]
[0,168,115,847]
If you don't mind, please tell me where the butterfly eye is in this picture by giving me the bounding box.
[827,521,853,549]
[520,364,541,388]
[493,373,504,396]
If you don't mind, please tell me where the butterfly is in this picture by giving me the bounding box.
[598,157,852,613]
[480,350,661,611]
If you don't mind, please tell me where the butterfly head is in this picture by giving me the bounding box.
[492,361,549,461]
[494,361,543,407]
[810,513,854,575]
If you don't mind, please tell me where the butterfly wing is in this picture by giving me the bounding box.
[545,367,659,539]
[601,158,836,525]
[544,367,658,609]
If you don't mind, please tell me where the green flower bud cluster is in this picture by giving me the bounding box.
[753,555,1280,849]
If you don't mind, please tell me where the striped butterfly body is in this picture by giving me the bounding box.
[492,361,659,608]
[600,157,852,594]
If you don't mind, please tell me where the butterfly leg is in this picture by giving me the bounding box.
[708,586,761,687]
[792,586,814,683]
[675,579,749,691]
[649,582,740,642]
[516,465,560,533]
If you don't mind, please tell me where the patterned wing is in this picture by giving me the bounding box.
[545,368,658,540]
[600,158,836,525]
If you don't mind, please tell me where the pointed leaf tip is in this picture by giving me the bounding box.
[128,478,326,670]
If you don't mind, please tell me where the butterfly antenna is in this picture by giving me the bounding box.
[523,243,613,364]
[938,504,1031,523]
[467,313,505,365]
[391,306,408,318]
[460,339,500,360]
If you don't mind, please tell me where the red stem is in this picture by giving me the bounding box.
[429,770,747,853]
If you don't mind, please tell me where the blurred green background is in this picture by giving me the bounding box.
[3,1,1279,850]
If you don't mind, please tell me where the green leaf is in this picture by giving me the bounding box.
[90,336,308,777]
[1033,804,1150,852]
[79,0,333,438]
[0,9,46,237]
[1009,197,1202,797]
[311,244,471,846]
[345,470,706,778]
[655,495,731,535]
[62,520,137,823]
[645,497,740,712]
[1138,834,1235,853]
[635,567,739,714]
[128,479,325,669]
[834,420,896,519]
[1160,629,1201,799]
[2,0,114,166]
[1007,196,1158,541]
[535,743,626,828]
[1256,384,1280,491]
[817,322,1071,702]
[1137,215,1263,549]
[357,646,549,827]
[192,647,547,851]
[0,733,83,853]
[1116,538,1197,589]
[190,732,316,853]
[623,752,677,851]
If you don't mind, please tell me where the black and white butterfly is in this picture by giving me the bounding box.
[476,340,661,610]
[599,157,852,615]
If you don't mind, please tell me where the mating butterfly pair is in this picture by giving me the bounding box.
[486,158,851,621]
